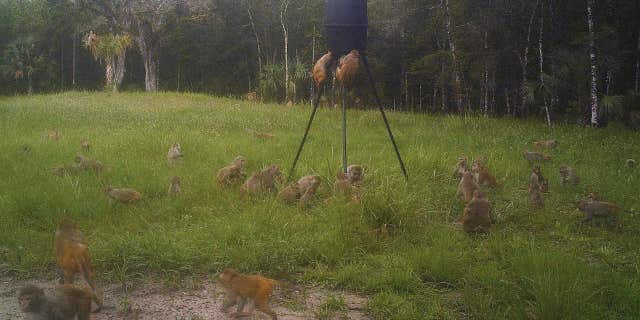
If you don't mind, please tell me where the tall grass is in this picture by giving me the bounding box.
[1,92,639,319]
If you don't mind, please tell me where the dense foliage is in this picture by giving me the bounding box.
[0,0,639,124]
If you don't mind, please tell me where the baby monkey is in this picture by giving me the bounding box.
[312,51,334,89]
[577,200,621,224]
[19,284,101,320]
[336,50,361,88]
[75,154,103,173]
[559,166,580,185]
[530,166,549,193]
[105,186,142,203]
[168,176,181,196]
[218,268,279,320]
[278,175,321,207]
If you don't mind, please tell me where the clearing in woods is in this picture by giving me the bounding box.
[0,92,639,319]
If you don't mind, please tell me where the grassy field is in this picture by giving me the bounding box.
[1,92,639,319]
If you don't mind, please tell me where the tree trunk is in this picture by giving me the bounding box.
[247,1,262,76]
[72,0,77,89]
[443,0,463,114]
[587,0,598,126]
[60,40,64,90]
[114,51,127,92]
[105,59,115,89]
[483,30,489,115]
[539,2,551,126]
[520,0,540,117]
[136,20,159,92]
[311,24,316,104]
[281,0,290,103]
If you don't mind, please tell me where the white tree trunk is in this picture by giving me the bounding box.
[520,0,540,116]
[587,0,598,126]
[635,28,639,94]
[114,51,127,92]
[281,0,290,102]
[539,3,551,126]
[443,0,462,113]
[247,2,262,76]
[483,30,489,115]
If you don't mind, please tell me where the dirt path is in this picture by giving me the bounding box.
[0,276,369,320]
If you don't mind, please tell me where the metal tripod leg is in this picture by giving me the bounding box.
[289,88,322,179]
[361,54,409,180]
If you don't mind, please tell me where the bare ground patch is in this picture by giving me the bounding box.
[0,276,368,320]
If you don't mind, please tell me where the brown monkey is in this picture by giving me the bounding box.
[457,171,479,202]
[80,140,90,152]
[529,182,544,209]
[334,170,353,197]
[104,186,142,203]
[297,175,321,207]
[336,50,361,88]
[18,284,101,320]
[167,143,183,162]
[75,154,103,173]
[312,51,334,89]
[246,91,258,101]
[218,268,279,320]
[277,182,300,204]
[559,166,580,185]
[523,150,551,163]
[471,160,498,187]
[247,129,275,140]
[216,156,247,186]
[533,139,558,149]
[46,130,62,141]
[530,166,549,193]
[53,220,101,310]
[577,200,620,224]
[459,190,492,233]
[346,164,364,187]
[453,157,469,179]
[168,176,181,196]
[626,159,637,168]
[240,165,282,195]
[52,164,82,177]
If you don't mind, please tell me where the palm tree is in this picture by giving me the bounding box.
[84,31,132,92]
[2,37,40,94]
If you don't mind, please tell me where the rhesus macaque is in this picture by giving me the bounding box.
[240,165,282,195]
[168,176,181,196]
[54,220,101,310]
[471,160,498,187]
[216,156,247,186]
[529,182,544,209]
[167,143,183,162]
[533,139,558,149]
[18,284,101,320]
[218,268,279,320]
[247,129,275,140]
[277,182,300,204]
[453,157,469,179]
[75,154,103,173]
[577,200,620,224]
[523,150,551,163]
[246,91,258,101]
[346,165,364,187]
[297,175,321,207]
[457,171,479,202]
[529,166,549,193]
[459,190,492,233]
[52,164,82,177]
[46,129,62,140]
[559,166,580,185]
[104,186,142,203]
[626,159,637,168]
[334,170,352,197]
[336,50,361,88]
[81,140,90,152]
[312,51,334,89]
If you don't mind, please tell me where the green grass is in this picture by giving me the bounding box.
[1,92,639,319]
